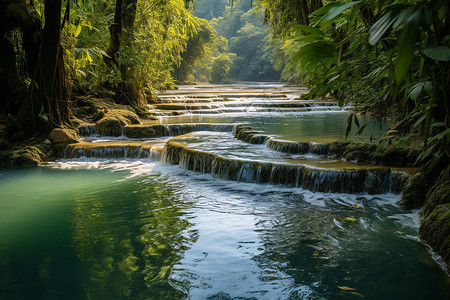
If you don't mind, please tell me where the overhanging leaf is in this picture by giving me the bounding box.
[318,1,362,25]
[345,113,353,140]
[422,46,450,62]
[355,124,368,136]
[369,9,400,45]
[395,8,422,84]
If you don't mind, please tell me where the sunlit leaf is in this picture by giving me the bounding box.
[318,1,362,25]
[343,217,357,222]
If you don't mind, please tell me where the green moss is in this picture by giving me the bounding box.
[0,146,46,167]
[342,143,376,161]
[420,202,450,271]
[125,126,157,139]
[399,173,429,209]
[422,179,450,217]
[48,128,80,144]
[96,109,141,136]
[419,178,450,271]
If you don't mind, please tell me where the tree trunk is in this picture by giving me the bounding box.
[105,0,142,106]
[19,0,69,135]
[106,0,123,67]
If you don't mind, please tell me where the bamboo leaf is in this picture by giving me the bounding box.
[318,1,362,24]
[369,9,400,45]
[354,115,360,128]
[395,8,422,84]
[408,82,425,100]
[293,25,325,36]
[345,113,353,140]
[355,124,368,136]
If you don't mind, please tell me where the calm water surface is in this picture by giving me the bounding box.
[153,112,389,143]
[1,162,449,299]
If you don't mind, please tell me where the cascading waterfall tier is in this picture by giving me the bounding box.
[64,142,164,160]
[233,124,419,167]
[78,123,235,138]
[161,140,410,194]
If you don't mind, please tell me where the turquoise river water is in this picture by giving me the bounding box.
[1,83,449,299]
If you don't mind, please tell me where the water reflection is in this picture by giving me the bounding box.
[71,173,198,299]
[0,167,197,299]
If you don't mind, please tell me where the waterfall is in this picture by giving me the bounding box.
[161,141,409,194]
[64,144,156,160]
[80,123,235,138]
[78,124,98,137]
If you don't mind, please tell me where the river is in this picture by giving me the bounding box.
[0,83,449,299]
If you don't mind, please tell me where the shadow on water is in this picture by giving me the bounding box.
[0,167,197,300]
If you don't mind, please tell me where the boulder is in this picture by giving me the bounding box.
[419,178,450,272]
[48,128,80,144]
[0,146,46,167]
[95,109,141,136]
[125,126,157,139]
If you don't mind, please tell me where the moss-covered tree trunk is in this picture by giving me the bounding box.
[105,0,142,107]
[18,0,69,135]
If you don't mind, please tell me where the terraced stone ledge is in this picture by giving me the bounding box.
[162,140,410,194]
[234,125,420,167]
[79,123,235,138]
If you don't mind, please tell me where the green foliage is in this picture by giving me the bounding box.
[260,0,450,167]
[189,0,279,82]
[58,0,203,100]
[210,53,234,82]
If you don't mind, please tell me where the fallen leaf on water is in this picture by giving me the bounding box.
[395,231,403,234]
[327,198,335,202]
[328,211,337,214]
[343,217,357,222]
[338,286,357,291]
[352,204,365,209]
[313,251,319,256]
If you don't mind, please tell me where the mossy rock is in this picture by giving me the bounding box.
[420,202,450,271]
[328,141,351,157]
[398,173,429,209]
[96,109,141,136]
[48,128,80,144]
[373,147,418,166]
[96,117,123,136]
[342,143,376,161]
[0,146,46,167]
[125,126,157,139]
[422,179,450,217]
[419,179,450,271]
